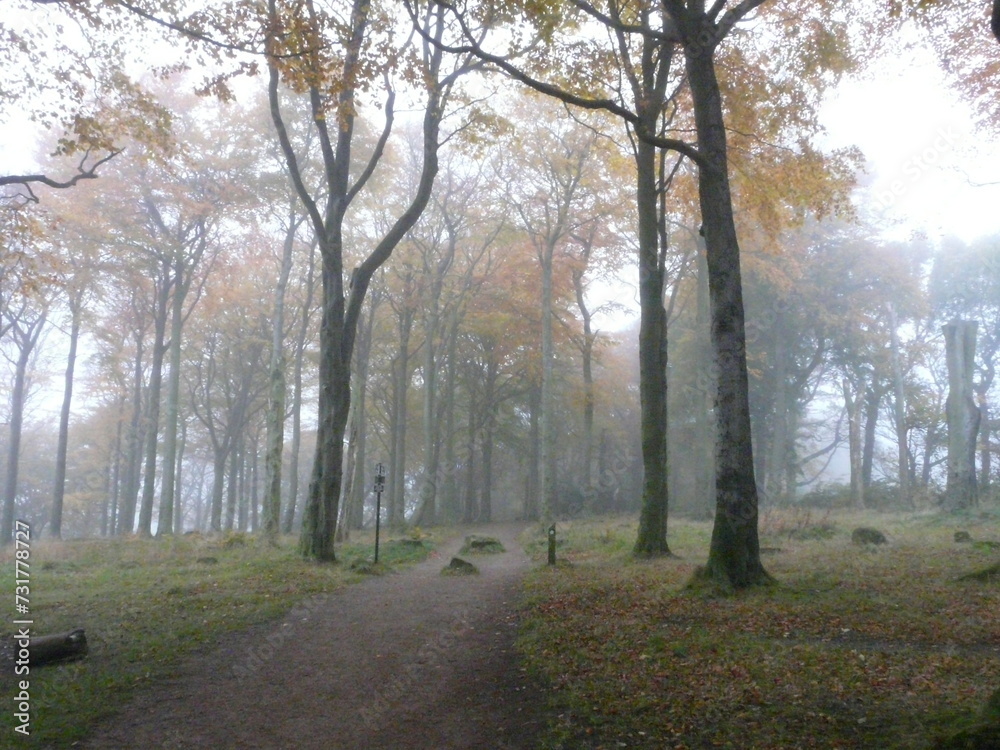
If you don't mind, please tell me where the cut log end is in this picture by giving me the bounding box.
[3,628,88,669]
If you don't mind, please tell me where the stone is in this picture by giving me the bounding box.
[442,557,479,576]
[851,527,887,545]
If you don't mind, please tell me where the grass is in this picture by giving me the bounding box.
[517,509,1000,750]
[0,529,432,746]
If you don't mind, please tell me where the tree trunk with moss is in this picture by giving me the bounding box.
[681,13,769,589]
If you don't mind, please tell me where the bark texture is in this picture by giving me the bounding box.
[944,320,981,510]
[680,9,769,588]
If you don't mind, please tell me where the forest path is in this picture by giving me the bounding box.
[83,523,548,750]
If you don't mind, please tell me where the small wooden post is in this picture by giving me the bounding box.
[547,523,556,566]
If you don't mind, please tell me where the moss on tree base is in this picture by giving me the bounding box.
[632,543,676,560]
[686,561,775,596]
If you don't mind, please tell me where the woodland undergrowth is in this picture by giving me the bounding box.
[518,510,1000,750]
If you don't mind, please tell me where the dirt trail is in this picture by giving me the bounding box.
[83,524,547,750]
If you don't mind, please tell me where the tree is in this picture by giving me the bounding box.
[186,259,271,532]
[405,0,689,556]
[406,151,502,527]
[943,320,980,509]
[260,0,479,560]
[410,0,859,584]
[1,1,170,199]
[49,285,85,539]
[1,252,50,542]
[282,238,319,534]
[931,235,1000,502]
[262,198,305,541]
[500,102,601,523]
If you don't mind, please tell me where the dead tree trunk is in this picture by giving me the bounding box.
[944,320,981,510]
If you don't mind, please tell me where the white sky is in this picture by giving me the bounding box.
[819,42,1000,245]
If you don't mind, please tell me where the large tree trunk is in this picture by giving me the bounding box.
[944,320,981,510]
[684,28,769,588]
[50,293,82,539]
[633,135,671,557]
[299,259,350,561]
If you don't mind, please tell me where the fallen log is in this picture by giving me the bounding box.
[3,628,88,668]
[31,628,88,665]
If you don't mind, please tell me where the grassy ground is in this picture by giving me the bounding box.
[517,508,1000,750]
[0,529,433,746]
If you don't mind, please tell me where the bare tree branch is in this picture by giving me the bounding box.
[403,0,707,168]
[345,83,395,210]
[716,0,769,40]
[0,150,121,198]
